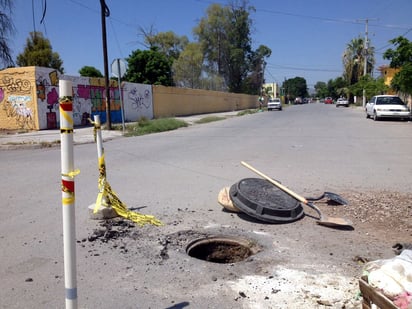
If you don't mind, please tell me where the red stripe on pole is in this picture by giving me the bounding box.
[62,179,75,193]
[60,102,73,112]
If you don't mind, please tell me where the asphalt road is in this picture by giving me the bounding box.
[1,103,411,308]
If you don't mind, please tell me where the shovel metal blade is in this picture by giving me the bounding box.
[306,192,349,205]
[307,201,353,228]
[324,192,349,205]
[317,217,353,228]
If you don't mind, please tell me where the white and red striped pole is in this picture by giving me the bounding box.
[59,80,78,309]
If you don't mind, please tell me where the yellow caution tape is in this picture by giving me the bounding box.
[92,128,161,226]
[61,169,81,178]
[94,175,162,226]
[62,197,75,205]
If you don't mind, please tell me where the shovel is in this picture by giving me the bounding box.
[240,161,353,228]
[271,179,348,205]
[306,192,349,205]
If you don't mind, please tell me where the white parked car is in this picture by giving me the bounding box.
[365,95,410,121]
[336,97,349,107]
[267,98,282,111]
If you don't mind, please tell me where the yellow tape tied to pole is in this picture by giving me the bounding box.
[92,119,162,227]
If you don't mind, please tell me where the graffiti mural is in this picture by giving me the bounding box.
[61,75,92,126]
[89,78,123,124]
[0,69,36,130]
[0,66,154,130]
[1,75,32,94]
[122,82,153,121]
[2,95,35,129]
[36,68,60,129]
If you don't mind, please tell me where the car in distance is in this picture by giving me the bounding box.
[336,97,349,107]
[365,95,411,121]
[267,98,282,111]
[294,97,303,105]
[324,97,333,104]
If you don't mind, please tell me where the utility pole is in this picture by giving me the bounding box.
[100,0,111,129]
[357,18,377,108]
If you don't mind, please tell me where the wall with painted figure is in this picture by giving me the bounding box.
[0,66,256,131]
[122,82,153,121]
[0,67,38,130]
[0,66,154,130]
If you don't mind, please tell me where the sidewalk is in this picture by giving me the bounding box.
[0,111,241,150]
[0,126,123,150]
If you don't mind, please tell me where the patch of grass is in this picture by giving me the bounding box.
[194,116,226,124]
[124,117,188,136]
[236,109,260,116]
[40,140,60,148]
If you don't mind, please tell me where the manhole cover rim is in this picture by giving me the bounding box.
[229,178,304,223]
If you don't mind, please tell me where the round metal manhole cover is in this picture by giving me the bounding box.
[229,178,304,223]
[186,236,260,264]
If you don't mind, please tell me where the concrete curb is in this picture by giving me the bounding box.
[0,111,242,150]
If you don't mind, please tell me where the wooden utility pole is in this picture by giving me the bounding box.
[100,0,111,129]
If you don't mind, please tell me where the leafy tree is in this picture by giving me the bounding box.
[243,45,272,95]
[172,42,203,88]
[140,28,189,61]
[342,37,375,85]
[79,66,103,77]
[283,77,308,100]
[390,63,412,95]
[383,36,412,95]
[332,76,349,98]
[194,1,268,94]
[16,31,64,73]
[314,81,328,98]
[194,4,229,80]
[124,47,172,86]
[349,76,388,102]
[0,0,14,68]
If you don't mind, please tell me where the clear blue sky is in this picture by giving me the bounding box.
[11,0,412,89]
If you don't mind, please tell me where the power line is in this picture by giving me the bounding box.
[375,26,412,51]
[267,63,341,73]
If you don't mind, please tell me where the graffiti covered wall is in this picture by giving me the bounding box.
[1,66,257,131]
[122,82,153,121]
[0,66,154,130]
[0,67,38,130]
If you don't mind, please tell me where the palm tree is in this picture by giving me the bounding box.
[0,0,15,68]
[342,37,375,85]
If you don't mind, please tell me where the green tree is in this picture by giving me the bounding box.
[342,37,375,85]
[243,44,272,95]
[283,77,308,100]
[349,76,388,102]
[314,81,328,98]
[194,1,267,94]
[140,28,189,61]
[332,76,349,98]
[390,64,412,95]
[79,66,103,77]
[172,42,203,88]
[124,47,172,86]
[194,4,229,80]
[0,0,15,67]
[383,36,412,95]
[16,31,64,73]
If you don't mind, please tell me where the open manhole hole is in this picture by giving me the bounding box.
[186,236,260,264]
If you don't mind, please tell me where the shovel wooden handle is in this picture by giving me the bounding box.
[241,161,308,204]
